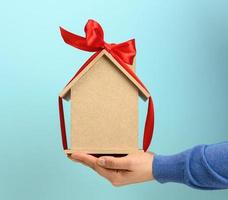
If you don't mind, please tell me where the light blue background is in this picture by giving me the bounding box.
[0,0,228,199]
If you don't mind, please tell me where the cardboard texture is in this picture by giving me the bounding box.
[60,50,149,154]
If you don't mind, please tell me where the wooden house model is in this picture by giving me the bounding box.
[59,49,150,154]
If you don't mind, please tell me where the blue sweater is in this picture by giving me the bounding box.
[153,142,228,189]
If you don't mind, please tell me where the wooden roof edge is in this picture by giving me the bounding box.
[59,49,150,100]
[59,50,106,99]
[103,51,150,99]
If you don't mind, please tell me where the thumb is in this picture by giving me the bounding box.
[97,156,131,170]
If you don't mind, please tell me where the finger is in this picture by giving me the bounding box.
[95,165,114,179]
[97,156,131,170]
[70,152,97,169]
[94,165,122,184]
[68,156,90,168]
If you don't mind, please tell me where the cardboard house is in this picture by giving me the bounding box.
[59,49,150,154]
[58,20,154,155]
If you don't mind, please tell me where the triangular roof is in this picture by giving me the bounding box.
[59,49,150,100]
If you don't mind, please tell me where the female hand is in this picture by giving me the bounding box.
[69,151,154,186]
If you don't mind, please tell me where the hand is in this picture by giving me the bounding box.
[69,151,154,186]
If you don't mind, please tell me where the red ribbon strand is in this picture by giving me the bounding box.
[58,19,154,152]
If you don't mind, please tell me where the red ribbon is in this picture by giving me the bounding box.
[59,19,154,152]
[60,19,136,66]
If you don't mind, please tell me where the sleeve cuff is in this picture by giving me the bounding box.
[153,150,190,184]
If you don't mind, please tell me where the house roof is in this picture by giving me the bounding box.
[59,49,150,100]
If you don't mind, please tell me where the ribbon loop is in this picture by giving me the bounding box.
[85,19,104,48]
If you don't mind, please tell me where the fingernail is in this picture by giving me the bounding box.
[98,158,105,166]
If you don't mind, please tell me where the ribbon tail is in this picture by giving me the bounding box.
[143,96,155,151]
[60,26,98,52]
[58,96,68,150]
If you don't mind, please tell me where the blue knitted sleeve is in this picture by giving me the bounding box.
[153,142,228,189]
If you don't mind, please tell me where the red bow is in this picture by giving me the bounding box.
[60,19,136,66]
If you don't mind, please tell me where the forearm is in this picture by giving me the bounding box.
[153,142,228,189]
